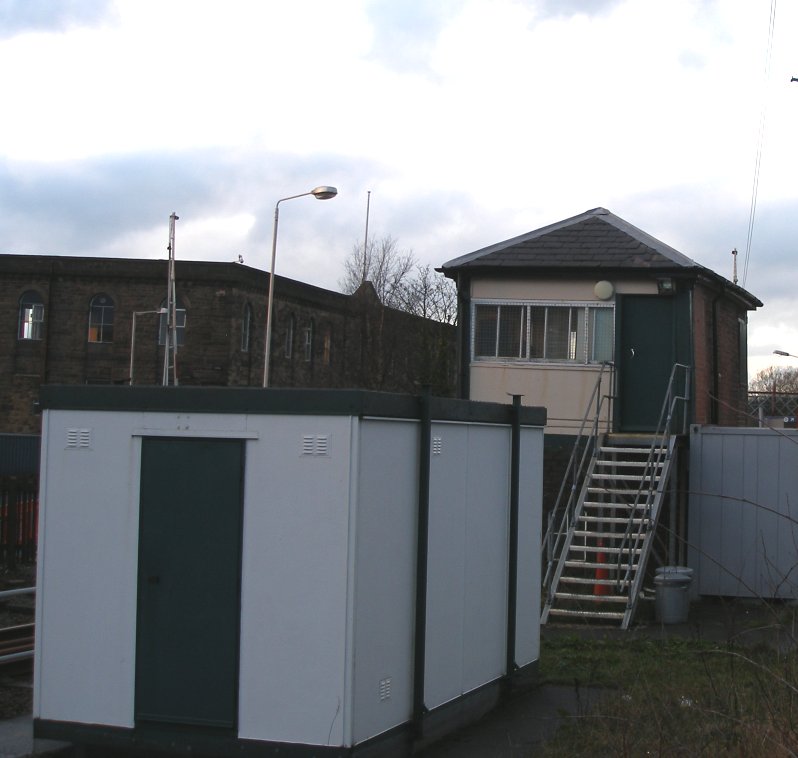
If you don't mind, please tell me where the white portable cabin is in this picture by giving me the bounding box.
[34,387,545,757]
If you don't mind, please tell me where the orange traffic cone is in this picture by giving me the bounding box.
[594,539,609,596]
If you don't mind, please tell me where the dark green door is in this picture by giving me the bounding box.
[136,437,244,729]
[617,296,675,432]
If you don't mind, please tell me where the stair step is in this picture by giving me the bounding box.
[582,501,645,510]
[568,545,641,555]
[595,459,662,468]
[571,532,645,543]
[560,574,632,587]
[587,487,656,507]
[564,559,640,570]
[590,473,661,482]
[554,592,628,603]
[579,516,649,525]
[548,608,625,620]
[599,446,666,455]
[571,530,637,539]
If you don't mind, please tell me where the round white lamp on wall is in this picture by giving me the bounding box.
[594,280,614,300]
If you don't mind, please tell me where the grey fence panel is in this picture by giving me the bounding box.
[689,426,798,599]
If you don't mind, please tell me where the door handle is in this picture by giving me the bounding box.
[630,348,635,358]
[146,575,161,585]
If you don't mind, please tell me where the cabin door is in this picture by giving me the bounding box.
[616,295,676,432]
[136,437,244,729]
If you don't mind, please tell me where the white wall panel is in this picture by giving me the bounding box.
[690,427,798,599]
[351,419,418,743]
[462,425,510,691]
[425,423,469,709]
[36,410,140,727]
[516,426,543,666]
[238,415,353,745]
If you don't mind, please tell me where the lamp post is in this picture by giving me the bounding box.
[262,186,338,387]
[130,309,167,385]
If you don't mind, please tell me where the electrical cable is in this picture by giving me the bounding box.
[742,0,778,288]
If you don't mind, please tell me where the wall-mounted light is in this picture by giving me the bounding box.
[657,277,674,295]
[593,280,614,301]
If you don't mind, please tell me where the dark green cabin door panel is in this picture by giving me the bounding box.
[617,296,675,432]
[136,438,244,729]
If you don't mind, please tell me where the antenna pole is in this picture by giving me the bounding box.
[362,190,371,283]
[732,247,738,285]
[162,213,179,386]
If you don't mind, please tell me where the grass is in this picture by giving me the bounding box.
[538,634,798,756]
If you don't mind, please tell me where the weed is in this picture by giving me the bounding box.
[539,636,798,756]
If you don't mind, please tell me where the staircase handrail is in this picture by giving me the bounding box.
[614,362,691,590]
[542,361,615,599]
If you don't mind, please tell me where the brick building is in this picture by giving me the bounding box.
[1,254,456,435]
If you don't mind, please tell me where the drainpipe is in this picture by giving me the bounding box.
[412,386,432,738]
[457,274,470,399]
[506,394,522,678]
[710,288,724,424]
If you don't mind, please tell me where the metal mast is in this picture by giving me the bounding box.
[162,212,179,386]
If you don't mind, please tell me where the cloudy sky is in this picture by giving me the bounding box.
[1,0,797,378]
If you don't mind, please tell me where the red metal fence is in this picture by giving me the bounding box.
[0,476,38,569]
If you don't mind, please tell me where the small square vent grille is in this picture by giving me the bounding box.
[66,428,92,449]
[432,437,443,456]
[378,677,392,702]
[301,434,330,457]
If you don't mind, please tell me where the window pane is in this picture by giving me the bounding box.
[497,305,525,358]
[544,307,571,359]
[474,305,498,358]
[19,293,44,341]
[590,308,614,362]
[88,295,115,343]
[529,306,545,358]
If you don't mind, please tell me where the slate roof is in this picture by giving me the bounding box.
[440,207,761,307]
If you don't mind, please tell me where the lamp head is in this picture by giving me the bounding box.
[774,350,790,357]
[311,186,338,200]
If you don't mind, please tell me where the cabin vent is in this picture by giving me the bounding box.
[66,428,92,449]
[378,677,392,702]
[432,437,443,456]
[301,434,330,457]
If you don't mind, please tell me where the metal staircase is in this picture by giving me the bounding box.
[541,363,691,629]
[541,435,676,627]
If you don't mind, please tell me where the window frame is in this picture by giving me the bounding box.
[87,293,115,344]
[18,291,45,341]
[472,299,614,365]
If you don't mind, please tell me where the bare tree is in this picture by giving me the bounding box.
[749,366,798,393]
[339,235,416,310]
[340,237,457,324]
[398,264,458,325]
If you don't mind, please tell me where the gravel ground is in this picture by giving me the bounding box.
[0,564,36,720]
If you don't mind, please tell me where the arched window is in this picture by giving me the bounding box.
[18,291,44,340]
[241,303,252,352]
[302,319,314,362]
[284,314,295,359]
[88,294,115,343]
[322,325,332,366]
[158,298,186,346]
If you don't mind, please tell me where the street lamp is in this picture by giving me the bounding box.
[130,309,167,385]
[262,186,338,387]
[773,350,798,359]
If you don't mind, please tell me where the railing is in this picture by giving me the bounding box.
[0,586,35,665]
[0,476,38,570]
[541,362,615,602]
[614,362,691,592]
